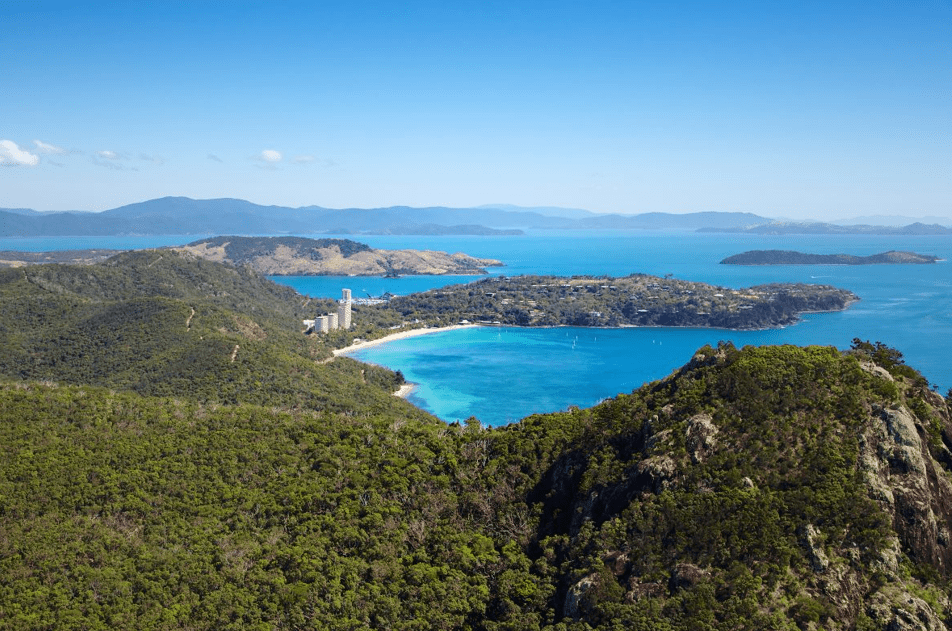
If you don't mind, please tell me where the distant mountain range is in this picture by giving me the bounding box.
[832,214,952,226]
[0,197,769,236]
[699,221,952,235]
[1,196,949,236]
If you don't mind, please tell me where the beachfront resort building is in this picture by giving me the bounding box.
[308,288,353,334]
[338,288,352,329]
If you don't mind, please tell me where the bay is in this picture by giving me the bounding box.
[332,232,952,425]
[3,230,949,426]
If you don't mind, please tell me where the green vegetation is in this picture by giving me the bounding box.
[191,235,374,259]
[0,251,404,411]
[722,250,940,265]
[382,274,857,329]
[177,236,504,276]
[0,252,950,629]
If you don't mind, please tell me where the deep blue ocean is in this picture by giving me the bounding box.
[3,231,949,426]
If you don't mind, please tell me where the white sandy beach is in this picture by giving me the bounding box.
[393,383,416,398]
[332,324,479,357]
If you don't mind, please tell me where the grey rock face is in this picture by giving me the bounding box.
[861,403,952,574]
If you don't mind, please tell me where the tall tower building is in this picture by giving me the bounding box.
[338,288,352,330]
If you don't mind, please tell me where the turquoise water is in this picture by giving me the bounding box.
[3,231,950,426]
[333,232,952,425]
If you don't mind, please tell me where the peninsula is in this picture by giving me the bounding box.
[175,236,504,276]
[381,274,857,330]
[721,249,941,265]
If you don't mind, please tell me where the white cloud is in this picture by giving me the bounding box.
[0,140,40,166]
[97,150,120,160]
[33,139,66,154]
[260,149,282,163]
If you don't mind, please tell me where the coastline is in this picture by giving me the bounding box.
[393,383,416,398]
[333,324,480,356]
[334,304,858,360]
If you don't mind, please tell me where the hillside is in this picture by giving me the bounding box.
[722,250,941,265]
[176,235,504,276]
[2,340,951,629]
[466,341,952,629]
[1,252,951,629]
[383,274,858,329]
[0,250,410,412]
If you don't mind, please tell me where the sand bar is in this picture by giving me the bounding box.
[333,324,479,356]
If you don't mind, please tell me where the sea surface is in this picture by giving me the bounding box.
[3,231,950,426]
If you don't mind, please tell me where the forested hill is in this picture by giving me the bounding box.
[2,340,952,629]
[2,251,952,629]
[385,274,858,329]
[176,235,504,275]
[0,250,409,411]
[722,249,941,265]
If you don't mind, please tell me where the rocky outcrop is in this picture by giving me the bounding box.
[865,587,950,631]
[685,413,719,464]
[861,401,952,575]
[801,523,831,572]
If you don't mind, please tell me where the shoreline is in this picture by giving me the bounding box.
[394,383,416,398]
[333,324,480,356]
[334,304,858,358]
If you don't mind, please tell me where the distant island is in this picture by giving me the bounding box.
[0,236,505,276]
[175,236,504,276]
[722,250,941,265]
[383,274,857,330]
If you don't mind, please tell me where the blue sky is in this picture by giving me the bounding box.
[1,0,949,218]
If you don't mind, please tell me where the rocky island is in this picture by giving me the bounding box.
[722,249,941,265]
[382,274,857,329]
[174,236,504,275]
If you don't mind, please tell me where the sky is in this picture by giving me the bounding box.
[1,0,950,219]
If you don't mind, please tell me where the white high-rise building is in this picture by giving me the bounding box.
[338,288,352,330]
[327,312,339,330]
